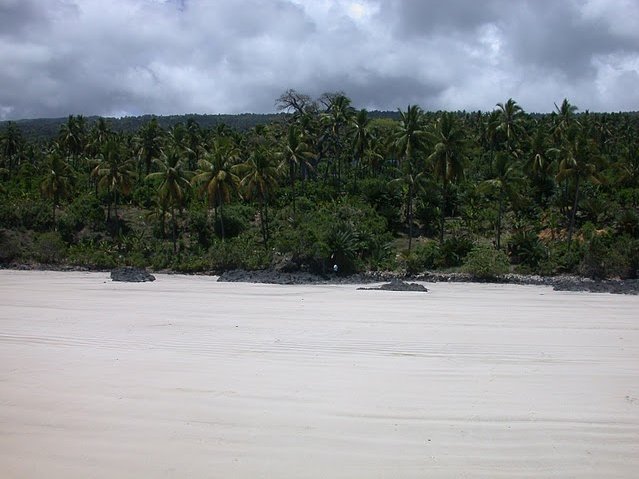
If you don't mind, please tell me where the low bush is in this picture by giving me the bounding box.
[33,231,67,263]
[462,244,510,279]
[438,236,474,268]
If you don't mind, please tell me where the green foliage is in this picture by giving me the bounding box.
[0,229,27,263]
[33,231,67,263]
[462,244,510,279]
[0,196,52,231]
[214,204,251,239]
[1,102,638,278]
[438,236,475,268]
[579,233,639,279]
[508,229,548,268]
[404,241,440,274]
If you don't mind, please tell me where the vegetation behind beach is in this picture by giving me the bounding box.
[1,91,638,279]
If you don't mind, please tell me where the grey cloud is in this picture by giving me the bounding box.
[0,0,638,120]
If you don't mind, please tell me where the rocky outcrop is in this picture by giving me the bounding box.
[110,267,156,282]
[358,278,428,292]
[216,269,639,294]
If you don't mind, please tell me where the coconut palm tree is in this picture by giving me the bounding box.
[146,147,192,252]
[479,153,524,249]
[350,109,372,183]
[191,137,240,239]
[279,124,314,215]
[238,147,280,246]
[556,127,601,245]
[40,150,75,225]
[320,93,354,188]
[91,138,137,222]
[136,118,164,175]
[495,98,525,153]
[394,105,428,252]
[428,112,466,243]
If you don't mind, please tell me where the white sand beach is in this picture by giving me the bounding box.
[0,270,638,478]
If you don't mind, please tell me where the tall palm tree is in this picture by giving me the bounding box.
[479,153,524,249]
[525,125,555,205]
[0,121,25,171]
[58,115,87,169]
[350,109,372,183]
[238,147,280,246]
[428,112,466,243]
[553,98,579,142]
[91,138,137,222]
[146,147,192,252]
[279,124,314,215]
[40,150,75,225]
[136,118,164,175]
[320,93,354,188]
[556,127,601,245]
[394,105,428,252]
[495,98,525,153]
[191,137,240,239]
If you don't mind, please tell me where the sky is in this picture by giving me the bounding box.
[1,0,638,120]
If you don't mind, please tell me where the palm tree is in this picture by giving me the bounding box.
[525,125,555,205]
[136,118,164,175]
[495,98,525,153]
[279,124,314,215]
[58,115,87,169]
[428,112,466,243]
[350,109,372,184]
[91,138,137,222]
[556,127,601,245]
[553,98,579,142]
[479,153,523,249]
[238,147,279,246]
[40,150,75,225]
[394,105,428,252]
[191,137,240,239]
[320,93,354,188]
[0,121,25,171]
[146,147,192,252]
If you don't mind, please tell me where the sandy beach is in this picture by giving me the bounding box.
[1,270,638,478]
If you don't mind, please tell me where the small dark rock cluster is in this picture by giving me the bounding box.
[358,278,428,292]
[110,267,155,282]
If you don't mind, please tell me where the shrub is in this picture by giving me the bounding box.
[438,236,474,268]
[508,229,547,268]
[404,241,440,274]
[579,234,639,279]
[33,231,67,263]
[462,244,510,279]
[0,229,25,263]
[214,205,250,239]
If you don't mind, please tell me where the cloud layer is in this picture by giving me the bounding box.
[1,0,638,120]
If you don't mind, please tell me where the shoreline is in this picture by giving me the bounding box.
[2,262,638,294]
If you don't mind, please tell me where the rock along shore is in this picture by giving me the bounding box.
[216,269,639,295]
[1,262,637,294]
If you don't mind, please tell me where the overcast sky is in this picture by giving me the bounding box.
[1,0,638,120]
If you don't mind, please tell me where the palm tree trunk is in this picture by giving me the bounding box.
[171,206,177,253]
[407,183,414,253]
[217,190,226,240]
[439,181,447,244]
[567,176,580,246]
[496,190,504,250]
[290,159,297,218]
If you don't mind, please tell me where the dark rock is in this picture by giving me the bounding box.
[358,278,428,292]
[111,267,155,282]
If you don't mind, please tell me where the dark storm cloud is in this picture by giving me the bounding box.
[0,0,638,120]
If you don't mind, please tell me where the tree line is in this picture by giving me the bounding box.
[1,90,638,278]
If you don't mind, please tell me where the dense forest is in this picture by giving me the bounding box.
[1,90,638,279]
